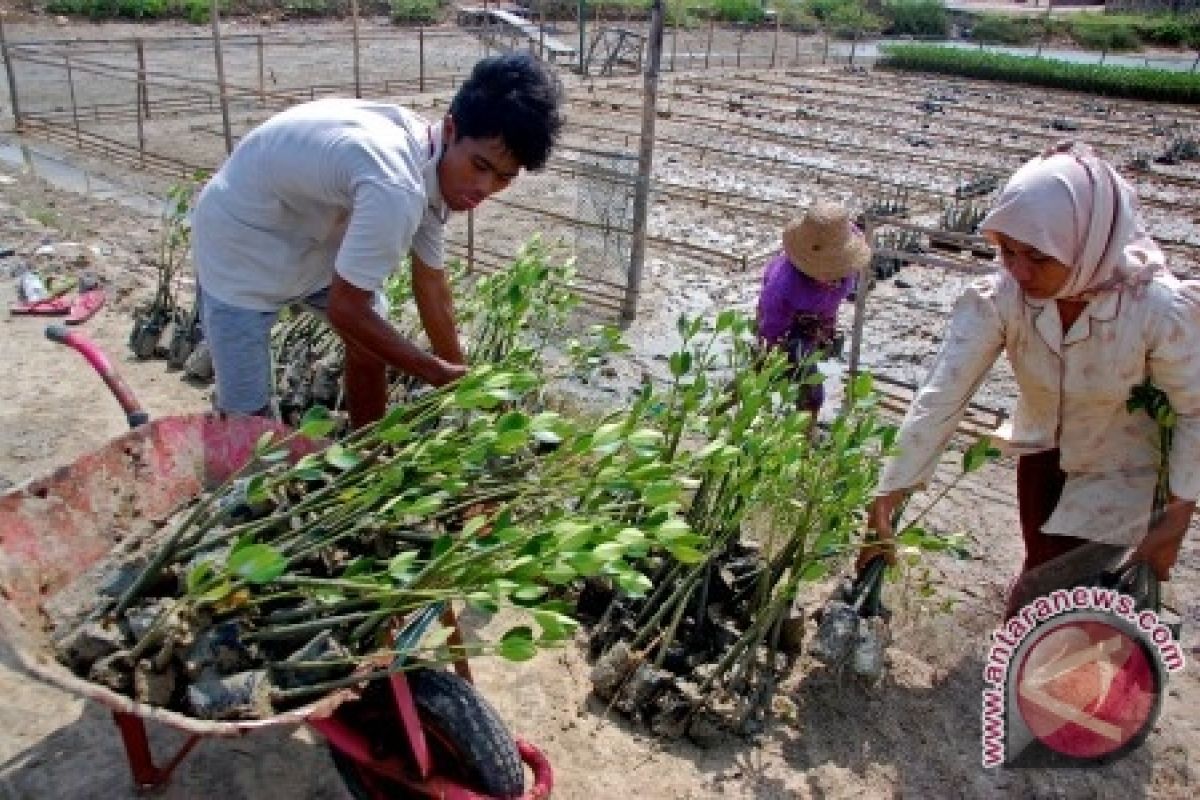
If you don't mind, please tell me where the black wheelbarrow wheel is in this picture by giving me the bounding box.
[329,667,525,799]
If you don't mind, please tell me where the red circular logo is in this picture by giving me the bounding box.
[1015,618,1159,760]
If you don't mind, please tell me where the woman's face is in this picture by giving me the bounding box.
[993,232,1072,299]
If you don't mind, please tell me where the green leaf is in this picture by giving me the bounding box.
[186,562,214,595]
[497,410,530,433]
[543,562,576,585]
[532,609,579,642]
[197,577,233,605]
[388,550,418,579]
[432,534,453,558]
[962,436,995,474]
[494,428,530,454]
[655,518,692,542]
[592,422,624,448]
[497,626,537,662]
[615,569,653,596]
[244,475,269,508]
[325,444,362,471]
[642,480,680,506]
[593,541,627,563]
[568,551,605,576]
[513,584,548,602]
[666,543,706,565]
[227,544,287,584]
[298,406,336,438]
[626,428,664,450]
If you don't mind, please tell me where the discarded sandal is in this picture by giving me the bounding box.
[10,295,72,316]
[65,287,106,326]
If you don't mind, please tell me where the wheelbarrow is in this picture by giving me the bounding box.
[0,325,553,799]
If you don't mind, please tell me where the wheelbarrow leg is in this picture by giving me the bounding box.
[112,711,201,790]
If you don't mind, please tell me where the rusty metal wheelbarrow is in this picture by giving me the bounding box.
[0,326,552,799]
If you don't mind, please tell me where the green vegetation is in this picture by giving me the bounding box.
[390,0,441,23]
[882,0,948,38]
[44,0,224,23]
[969,13,1038,45]
[881,43,1200,103]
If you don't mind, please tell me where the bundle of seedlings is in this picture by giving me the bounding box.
[271,314,346,427]
[585,312,916,736]
[267,239,583,425]
[130,177,205,364]
[50,362,702,720]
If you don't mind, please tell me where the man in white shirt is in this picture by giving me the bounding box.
[192,53,563,428]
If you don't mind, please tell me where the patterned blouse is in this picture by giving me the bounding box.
[878,271,1200,546]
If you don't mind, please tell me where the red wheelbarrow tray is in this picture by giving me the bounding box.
[0,412,350,737]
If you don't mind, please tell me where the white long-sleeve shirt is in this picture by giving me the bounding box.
[878,271,1200,545]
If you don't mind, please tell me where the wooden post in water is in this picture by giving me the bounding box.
[210,0,233,155]
[623,0,664,323]
[0,15,22,131]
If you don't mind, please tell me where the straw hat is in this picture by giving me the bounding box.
[782,202,872,284]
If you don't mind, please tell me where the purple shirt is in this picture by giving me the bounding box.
[756,251,856,346]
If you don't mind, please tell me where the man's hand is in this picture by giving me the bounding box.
[431,358,468,387]
[856,489,907,571]
[1130,497,1194,580]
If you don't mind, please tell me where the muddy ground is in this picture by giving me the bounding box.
[0,15,1198,800]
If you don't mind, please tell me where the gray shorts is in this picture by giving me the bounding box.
[199,286,386,415]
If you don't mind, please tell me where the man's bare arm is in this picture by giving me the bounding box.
[326,274,462,386]
[411,254,466,365]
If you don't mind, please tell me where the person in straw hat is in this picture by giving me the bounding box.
[858,143,1200,618]
[756,200,872,419]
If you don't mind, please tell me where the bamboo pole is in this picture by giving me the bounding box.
[771,12,779,69]
[467,207,475,274]
[578,0,587,75]
[622,0,664,323]
[351,0,361,99]
[135,38,149,119]
[134,48,145,167]
[2,14,23,131]
[65,55,81,147]
[419,28,425,93]
[257,34,265,105]
[705,17,713,70]
[844,216,874,412]
[211,0,233,156]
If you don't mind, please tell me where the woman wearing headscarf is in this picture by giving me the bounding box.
[860,144,1200,616]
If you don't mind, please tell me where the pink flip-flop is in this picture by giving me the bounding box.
[10,295,72,316]
[65,287,106,326]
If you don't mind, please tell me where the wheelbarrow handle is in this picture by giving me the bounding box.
[46,325,149,429]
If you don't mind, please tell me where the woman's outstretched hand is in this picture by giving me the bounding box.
[857,489,907,571]
[1131,497,1195,580]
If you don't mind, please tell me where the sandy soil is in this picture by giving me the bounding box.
[0,17,1197,800]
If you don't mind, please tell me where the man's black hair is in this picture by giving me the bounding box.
[449,53,564,172]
